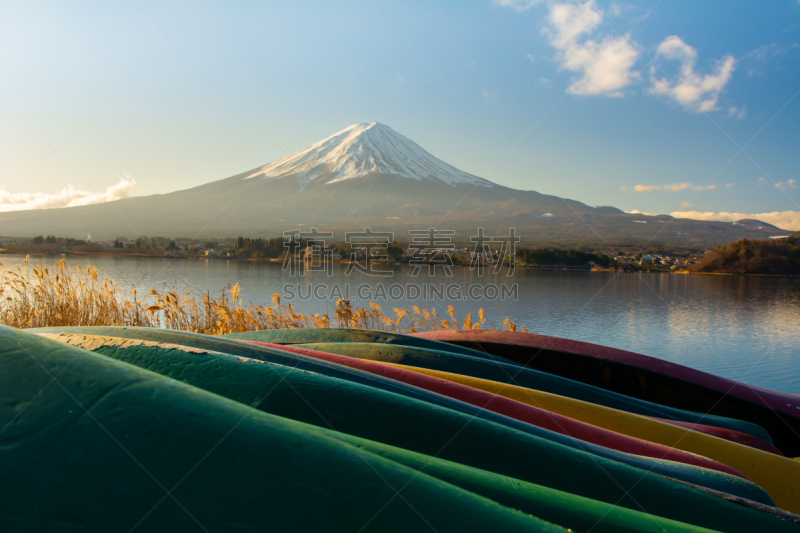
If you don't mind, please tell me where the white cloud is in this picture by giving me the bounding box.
[679,201,694,208]
[539,77,553,86]
[621,182,716,192]
[545,0,640,97]
[728,106,746,119]
[494,0,545,12]
[670,210,800,230]
[482,89,496,98]
[395,73,406,84]
[775,179,796,191]
[626,209,658,215]
[0,177,136,212]
[649,36,735,113]
[725,183,734,188]
[527,53,536,63]
[743,43,786,77]
[758,177,767,185]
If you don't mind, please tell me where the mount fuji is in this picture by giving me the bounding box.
[244,122,493,188]
[0,123,788,246]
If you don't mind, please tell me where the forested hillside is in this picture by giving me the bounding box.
[691,235,800,275]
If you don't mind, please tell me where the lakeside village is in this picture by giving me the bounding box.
[2,232,786,273]
[2,232,798,274]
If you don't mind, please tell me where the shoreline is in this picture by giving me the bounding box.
[2,250,797,277]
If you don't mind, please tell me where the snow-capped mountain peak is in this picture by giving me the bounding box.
[244,122,493,187]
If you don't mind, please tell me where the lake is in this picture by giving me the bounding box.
[3,253,799,394]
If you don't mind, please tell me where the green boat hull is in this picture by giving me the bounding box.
[0,326,570,533]
[224,327,496,359]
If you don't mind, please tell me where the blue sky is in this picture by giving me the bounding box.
[1,0,799,228]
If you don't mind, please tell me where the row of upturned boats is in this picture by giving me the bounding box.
[1,324,799,532]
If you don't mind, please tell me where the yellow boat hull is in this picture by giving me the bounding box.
[389,362,800,514]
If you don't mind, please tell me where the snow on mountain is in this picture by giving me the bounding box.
[244,122,493,188]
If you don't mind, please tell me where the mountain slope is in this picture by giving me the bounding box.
[0,123,790,247]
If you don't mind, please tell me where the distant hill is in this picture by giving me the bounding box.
[734,219,781,230]
[0,123,792,247]
[691,236,800,275]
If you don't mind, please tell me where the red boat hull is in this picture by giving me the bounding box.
[239,340,748,480]
[413,329,800,456]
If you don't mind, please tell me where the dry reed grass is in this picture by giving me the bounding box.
[1,258,522,335]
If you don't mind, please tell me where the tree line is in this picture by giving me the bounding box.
[31,235,87,247]
[516,248,611,267]
[691,235,800,275]
[236,236,300,258]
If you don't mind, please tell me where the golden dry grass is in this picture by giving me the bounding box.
[0,258,522,335]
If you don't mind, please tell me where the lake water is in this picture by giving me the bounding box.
[3,253,799,394]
